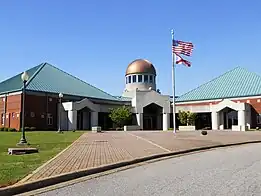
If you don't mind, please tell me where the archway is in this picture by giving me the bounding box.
[143,103,163,130]
[77,107,91,130]
[219,107,238,129]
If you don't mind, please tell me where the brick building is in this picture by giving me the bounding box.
[0,61,261,131]
[0,63,129,131]
[175,67,261,131]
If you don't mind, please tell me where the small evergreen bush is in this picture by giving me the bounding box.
[8,128,17,132]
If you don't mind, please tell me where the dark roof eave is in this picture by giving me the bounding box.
[25,89,130,104]
[176,94,261,103]
[0,89,22,96]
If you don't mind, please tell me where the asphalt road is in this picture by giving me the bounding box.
[39,143,261,196]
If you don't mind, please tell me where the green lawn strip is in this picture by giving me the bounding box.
[0,131,84,187]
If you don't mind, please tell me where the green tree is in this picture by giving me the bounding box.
[109,106,132,128]
[187,112,197,126]
[178,110,188,125]
[178,110,197,126]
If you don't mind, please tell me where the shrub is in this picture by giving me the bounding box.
[0,127,4,131]
[178,110,197,126]
[8,128,17,132]
[109,106,132,128]
[201,130,208,135]
[3,127,8,132]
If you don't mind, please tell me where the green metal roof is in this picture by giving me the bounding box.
[0,63,120,101]
[176,67,261,102]
[0,64,42,94]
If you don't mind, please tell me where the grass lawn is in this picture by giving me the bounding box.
[0,131,84,187]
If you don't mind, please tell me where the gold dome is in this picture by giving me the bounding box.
[125,59,156,76]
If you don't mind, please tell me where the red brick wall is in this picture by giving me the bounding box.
[0,94,22,130]
[0,93,59,130]
[0,97,4,127]
[24,94,58,130]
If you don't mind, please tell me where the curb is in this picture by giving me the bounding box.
[1,140,261,196]
[16,133,85,184]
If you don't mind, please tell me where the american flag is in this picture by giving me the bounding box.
[175,53,191,67]
[172,40,194,56]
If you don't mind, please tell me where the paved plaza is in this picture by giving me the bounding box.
[17,131,261,184]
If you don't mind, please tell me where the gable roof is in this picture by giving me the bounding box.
[0,63,120,101]
[176,67,261,102]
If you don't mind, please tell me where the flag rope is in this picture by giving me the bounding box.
[171,30,176,134]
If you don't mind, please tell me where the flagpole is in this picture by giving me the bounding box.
[171,29,176,134]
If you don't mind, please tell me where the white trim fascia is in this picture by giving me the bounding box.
[175,95,261,105]
[0,91,22,97]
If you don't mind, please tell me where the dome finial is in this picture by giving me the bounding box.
[125,59,156,76]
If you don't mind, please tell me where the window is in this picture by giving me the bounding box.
[128,76,131,83]
[138,75,142,82]
[257,114,261,124]
[126,77,128,84]
[133,75,136,83]
[1,113,4,125]
[144,75,148,83]
[149,75,153,83]
[47,113,53,125]
[12,113,15,118]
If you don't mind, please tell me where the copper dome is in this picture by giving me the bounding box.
[125,59,156,76]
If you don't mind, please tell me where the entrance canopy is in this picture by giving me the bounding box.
[210,99,245,112]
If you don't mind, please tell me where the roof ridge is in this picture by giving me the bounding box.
[44,63,121,101]
[178,66,242,98]
[23,63,46,89]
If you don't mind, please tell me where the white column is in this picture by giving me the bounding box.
[211,111,219,130]
[91,111,98,127]
[68,110,77,131]
[136,113,143,130]
[163,113,169,131]
[238,110,246,131]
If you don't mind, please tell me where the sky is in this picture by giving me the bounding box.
[0,0,261,96]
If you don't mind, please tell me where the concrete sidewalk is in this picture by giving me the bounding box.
[16,131,261,185]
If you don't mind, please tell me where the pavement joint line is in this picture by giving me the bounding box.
[15,141,261,196]
[1,138,261,196]
[17,133,86,184]
[16,149,220,196]
[126,132,172,153]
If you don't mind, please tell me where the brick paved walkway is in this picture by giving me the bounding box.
[18,131,261,184]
